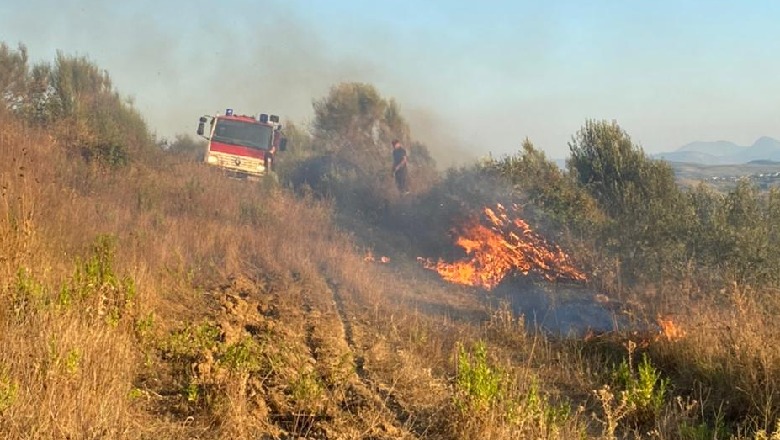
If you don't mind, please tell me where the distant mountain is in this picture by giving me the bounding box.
[655,150,727,165]
[744,137,780,161]
[655,137,780,165]
[677,140,742,156]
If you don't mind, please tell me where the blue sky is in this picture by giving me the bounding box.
[1,1,778,164]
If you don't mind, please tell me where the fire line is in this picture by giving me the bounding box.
[420,204,587,290]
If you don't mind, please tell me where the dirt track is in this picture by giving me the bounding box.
[205,273,429,438]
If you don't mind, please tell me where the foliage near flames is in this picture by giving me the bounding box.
[420,204,587,290]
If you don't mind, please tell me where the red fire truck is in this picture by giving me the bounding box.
[197,109,287,177]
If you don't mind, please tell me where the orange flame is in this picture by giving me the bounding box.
[420,204,587,290]
[364,251,390,264]
[656,316,685,341]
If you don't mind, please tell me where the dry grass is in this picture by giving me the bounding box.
[0,309,137,437]
[652,284,780,433]
[3,107,780,439]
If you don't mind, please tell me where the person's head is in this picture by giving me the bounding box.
[392,139,401,149]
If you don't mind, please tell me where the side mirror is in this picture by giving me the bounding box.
[279,137,288,152]
[197,116,208,136]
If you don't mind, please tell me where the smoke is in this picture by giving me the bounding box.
[405,106,478,169]
[111,1,383,142]
[0,0,470,168]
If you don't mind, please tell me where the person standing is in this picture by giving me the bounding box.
[391,139,409,195]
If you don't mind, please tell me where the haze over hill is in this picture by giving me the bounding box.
[2,1,780,161]
[654,136,780,165]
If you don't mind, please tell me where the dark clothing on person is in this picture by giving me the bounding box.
[392,146,407,169]
[392,146,408,193]
[395,166,408,193]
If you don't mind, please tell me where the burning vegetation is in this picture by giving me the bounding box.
[420,204,587,290]
[657,315,685,341]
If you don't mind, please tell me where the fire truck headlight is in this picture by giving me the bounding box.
[207,155,218,164]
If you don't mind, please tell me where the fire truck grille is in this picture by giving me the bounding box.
[208,151,265,176]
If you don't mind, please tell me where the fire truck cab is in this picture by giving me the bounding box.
[197,109,287,177]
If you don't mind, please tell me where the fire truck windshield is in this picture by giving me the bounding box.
[212,118,273,150]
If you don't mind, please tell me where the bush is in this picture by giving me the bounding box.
[0,42,153,166]
[455,341,503,412]
[0,364,17,414]
[613,353,669,423]
[59,235,137,325]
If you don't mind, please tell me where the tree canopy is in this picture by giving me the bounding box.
[312,82,412,174]
[0,42,151,166]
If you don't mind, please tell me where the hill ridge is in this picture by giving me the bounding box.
[656,136,780,165]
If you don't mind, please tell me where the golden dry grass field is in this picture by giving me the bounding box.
[2,101,780,440]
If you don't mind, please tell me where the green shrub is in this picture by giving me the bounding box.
[455,341,504,412]
[219,337,264,373]
[161,321,222,409]
[11,267,45,318]
[454,341,576,436]
[679,419,727,440]
[0,365,17,414]
[290,369,324,409]
[59,235,136,325]
[133,313,155,342]
[509,378,573,437]
[612,350,669,425]
[84,142,129,167]
[163,322,221,362]
[184,380,201,403]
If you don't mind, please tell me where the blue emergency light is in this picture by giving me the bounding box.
[259,113,269,123]
[225,108,234,116]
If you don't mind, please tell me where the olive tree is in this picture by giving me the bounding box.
[312,82,412,174]
[567,120,691,282]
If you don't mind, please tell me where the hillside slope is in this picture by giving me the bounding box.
[3,52,780,438]
[0,109,597,438]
